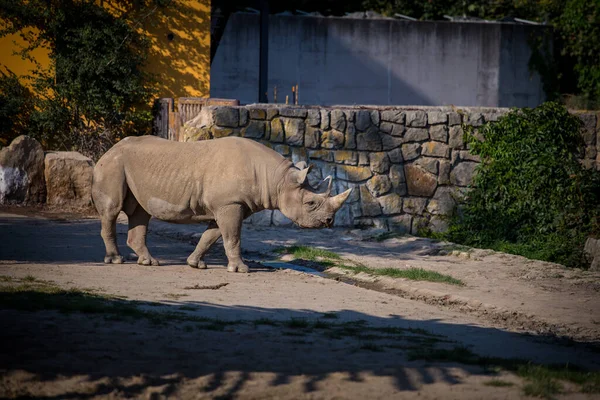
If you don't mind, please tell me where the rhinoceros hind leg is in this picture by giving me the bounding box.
[126,204,159,266]
[187,221,221,269]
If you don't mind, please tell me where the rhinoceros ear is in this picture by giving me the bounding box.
[293,165,312,185]
[295,161,308,170]
[329,188,352,211]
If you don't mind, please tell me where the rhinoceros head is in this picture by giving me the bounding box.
[278,165,352,228]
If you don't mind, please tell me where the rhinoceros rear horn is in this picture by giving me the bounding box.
[330,188,352,211]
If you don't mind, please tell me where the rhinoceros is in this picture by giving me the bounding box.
[92,136,351,272]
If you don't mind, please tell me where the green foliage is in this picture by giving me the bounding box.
[0,69,34,145]
[0,0,164,159]
[445,102,600,268]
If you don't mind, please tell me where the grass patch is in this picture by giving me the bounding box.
[408,346,600,399]
[253,318,278,326]
[321,312,339,319]
[276,245,340,261]
[337,264,464,286]
[284,318,311,329]
[277,245,463,286]
[360,343,384,352]
[23,275,37,282]
[483,379,514,387]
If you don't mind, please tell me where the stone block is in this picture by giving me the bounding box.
[321,130,345,149]
[427,187,457,215]
[448,125,465,149]
[291,148,308,165]
[369,152,390,174]
[331,109,346,131]
[0,135,46,204]
[388,214,412,233]
[239,108,249,127]
[337,165,373,182]
[274,144,290,156]
[381,134,404,151]
[388,148,403,164]
[308,149,334,162]
[272,210,293,227]
[381,110,405,124]
[401,143,421,161]
[45,151,93,208]
[380,122,405,137]
[404,164,437,197]
[307,109,321,127]
[333,203,353,227]
[344,109,356,123]
[284,118,305,146]
[211,126,234,138]
[334,151,358,165]
[320,110,331,130]
[403,197,428,215]
[389,164,406,184]
[247,210,272,226]
[270,118,285,142]
[280,107,308,118]
[357,127,383,151]
[355,110,372,131]
[438,160,451,184]
[266,108,279,120]
[430,125,448,142]
[579,113,597,147]
[584,237,600,271]
[448,112,462,126]
[450,161,478,186]
[371,110,380,126]
[366,175,392,197]
[360,185,382,216]
[467,112,485,127]
[404,127,429,142]
[214,107,239,127]
[406,110,427,127]
[427,111,448,125]
[345,123,357,149]
[358,152,370,166]
[429,216,450,233]
[422,141,450,158]
[249,108,267,120]
[378,193,403,215]
[305,126,321,149]
[241,120,266,139]
[458,150,481,163]
[415,157,439,175]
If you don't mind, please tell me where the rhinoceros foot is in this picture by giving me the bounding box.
[187,257,207,269]
[104,255,124,264]
[137,255,160,266]
[227,262,249,273]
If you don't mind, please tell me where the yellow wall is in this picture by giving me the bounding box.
[0,0,211,98]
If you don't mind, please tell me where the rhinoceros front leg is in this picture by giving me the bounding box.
[187,221,222,269]
[126,205,159,266]
[216,204,249,273]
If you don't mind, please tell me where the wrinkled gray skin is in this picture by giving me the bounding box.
[92,136,351,272]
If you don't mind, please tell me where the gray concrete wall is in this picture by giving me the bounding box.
[210,14,548,108]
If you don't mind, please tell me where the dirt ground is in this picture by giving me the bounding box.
[0,207,599,399]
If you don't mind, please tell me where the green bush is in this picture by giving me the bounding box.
[0,0,163,159]
[444,102,600,268]
[0,69,34,146]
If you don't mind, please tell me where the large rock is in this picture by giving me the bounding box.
[450,162,478,187]
[404,164,437,197]
[45,151,94,208]
[0,135,46,204]
[584,237,600,271]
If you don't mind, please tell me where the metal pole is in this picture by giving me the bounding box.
[258,0,269,103]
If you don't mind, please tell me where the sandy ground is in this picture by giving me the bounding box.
[0,208,599,399]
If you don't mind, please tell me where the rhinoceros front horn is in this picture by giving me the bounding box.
[330,188,352,211]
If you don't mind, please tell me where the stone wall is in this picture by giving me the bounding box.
[182,105,599,232]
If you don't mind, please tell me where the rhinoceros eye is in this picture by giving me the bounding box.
[305,200,318,210]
